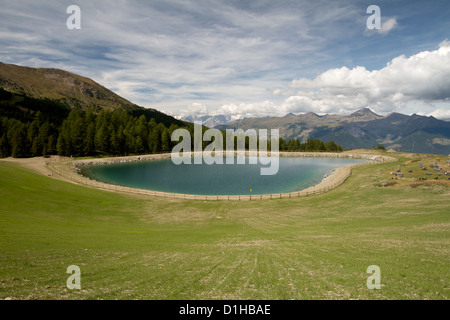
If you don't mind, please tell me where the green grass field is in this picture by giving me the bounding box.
[0,152,449,300]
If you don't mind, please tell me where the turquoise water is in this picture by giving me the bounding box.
[80,157,367,196]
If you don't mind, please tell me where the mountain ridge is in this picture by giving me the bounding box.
[0,62,186,128]
[0,62,135,111]
[215,108,450,155]
[2,62,449,155]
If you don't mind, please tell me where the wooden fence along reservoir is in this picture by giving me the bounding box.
[46,152,397,201]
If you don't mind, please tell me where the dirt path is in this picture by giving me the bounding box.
[1,157,53,176]
[0,156,76,184]
[1,153,398,201]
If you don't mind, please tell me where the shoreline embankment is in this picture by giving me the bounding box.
[42,151,397,201]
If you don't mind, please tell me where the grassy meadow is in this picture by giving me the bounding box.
[0,151,449,300]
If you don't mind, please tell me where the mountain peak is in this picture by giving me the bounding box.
[351,108,380,117]
[304,112,321,118]
[348,108,382,121]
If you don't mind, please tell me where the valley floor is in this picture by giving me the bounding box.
[0,151,449,300]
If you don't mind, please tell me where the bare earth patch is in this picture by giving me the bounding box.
[1,157,53,176]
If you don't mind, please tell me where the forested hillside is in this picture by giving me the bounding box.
[0,85,190,158]
[0,62,343,158]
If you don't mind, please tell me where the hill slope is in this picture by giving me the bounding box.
[0,62,136,111]
[0,62,185,128]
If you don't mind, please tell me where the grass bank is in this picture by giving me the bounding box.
[0,151,448,300]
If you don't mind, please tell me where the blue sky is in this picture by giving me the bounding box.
[1,0,449,119]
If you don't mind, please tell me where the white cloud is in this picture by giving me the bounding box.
[274,40,450,116]
[216,101,278,119]
[378,18,397,35]
[429,108,450,119]
[0,0,365,112]
[187,103,209,116]
[1,1,449,121]
[198,40,450,121]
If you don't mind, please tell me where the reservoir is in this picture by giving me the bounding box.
[80,156,367,196]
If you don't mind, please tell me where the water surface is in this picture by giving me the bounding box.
[80,157,367,196]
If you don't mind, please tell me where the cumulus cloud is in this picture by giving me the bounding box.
[176,102,210,118]
[0,0,367,113]
[201,40,450,120]
[378,18,397,35]
[273,40,450,115]
[216,101,279,119]
[187,103,209,116]
[429,108,450,119]
[1,1,449,120]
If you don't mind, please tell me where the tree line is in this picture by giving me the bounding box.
[0,108,185,158]
[0,108,343,158]
[279,137,343,152]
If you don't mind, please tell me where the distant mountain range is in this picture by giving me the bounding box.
[177,114,245,128]
[2,62,449,155]
[0,62,185,128]
[215,108,450,155]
